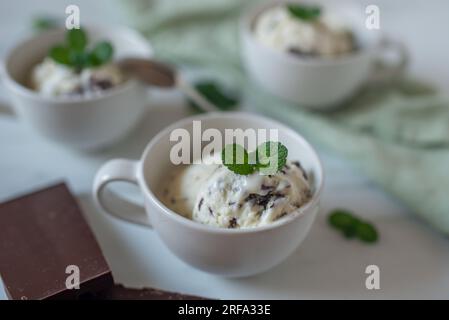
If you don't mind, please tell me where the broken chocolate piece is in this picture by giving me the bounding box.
[0,182,113,300]
[98,284,207,300]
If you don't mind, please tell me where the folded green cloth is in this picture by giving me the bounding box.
[121,0,449,234]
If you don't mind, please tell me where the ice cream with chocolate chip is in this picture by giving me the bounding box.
[160,155,312,229]
[254,5,355,58]
[30,58,124,97]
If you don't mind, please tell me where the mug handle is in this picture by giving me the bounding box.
[0,59,15,117]
[371,37,409,83]
[93,159,152,228]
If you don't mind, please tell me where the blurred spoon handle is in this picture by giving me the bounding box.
[175,75,218,112]
[117,58,176,87]
[118,57,218,112]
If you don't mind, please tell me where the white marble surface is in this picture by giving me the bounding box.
[1,0,449,299]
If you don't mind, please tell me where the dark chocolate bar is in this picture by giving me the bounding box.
[99,284,207,300]
[0,182,113,300]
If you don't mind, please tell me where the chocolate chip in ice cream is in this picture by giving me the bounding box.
[245,192,280,210]
[228,218,238,229]
[292,161,308,181]
[276,212,288,220]
[90,77,113,90]
[288,47,313,58]
[261,184,274,191]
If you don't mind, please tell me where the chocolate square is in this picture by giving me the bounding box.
[0,182,113,300]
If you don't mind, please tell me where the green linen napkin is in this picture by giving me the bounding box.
[120,0,449,234]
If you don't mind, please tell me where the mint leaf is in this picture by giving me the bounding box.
[328,210,359,239]
[69,51,89,71]
[328,209,379,244]
[189,81,239,114]
[66,28,87,52]
[33,16,60,31]
[221,144,255,175]
[48,28,114,70]
[221,142,289,175]
[287,4,321,21]
[256,141,288,173]
[49,45,71,65]
[86,53,101,67]
[328,210,358,229]
[89,41,113,66]
[356,222,379,243]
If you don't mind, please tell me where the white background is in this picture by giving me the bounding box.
[0,0,449,299]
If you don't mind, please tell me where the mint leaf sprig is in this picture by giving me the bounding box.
[189,81,239,114]
[221,141,288,175]
[49,28,114,71]
[221,144,255,175]
[328,209,379,243]
[32,16,60,32]
[287,4,321,21]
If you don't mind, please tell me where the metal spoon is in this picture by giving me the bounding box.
[117,58,218,112]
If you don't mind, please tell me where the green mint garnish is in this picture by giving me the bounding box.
[32,16,60,31]
[49,45,71,65]
[256,141,288,172]
[189,81,239,113]
[49,28,114,70]
[328,209,379,244]
[221,144,255,175]
[66,28,87,52]
[89,41,114,66]
[222,141,288,175]
[287,4,321,21]
[355,222,379,243]
[69,51,89,70]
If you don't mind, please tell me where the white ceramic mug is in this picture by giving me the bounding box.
[0,25,153,150]
[93,112,324,277]
[240,0,408,109]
